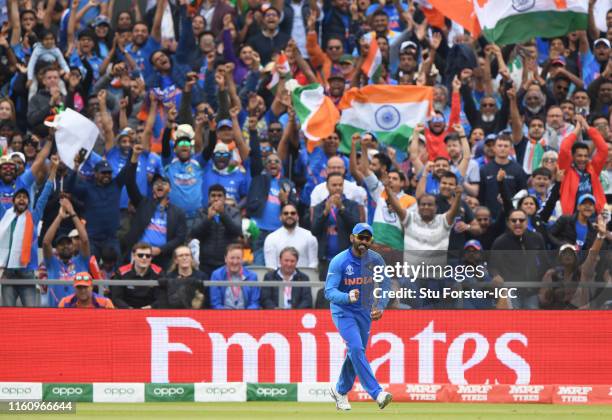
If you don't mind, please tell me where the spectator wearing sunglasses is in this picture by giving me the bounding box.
[111,242,163,309]
[490,209,548,309]
[263,203,318,270]
[58,272,114,309]
[201,141,249,209]
[122,144,187,270]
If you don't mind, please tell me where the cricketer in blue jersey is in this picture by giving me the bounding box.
[325,222,393,411]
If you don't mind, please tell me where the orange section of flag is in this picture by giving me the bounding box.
[361,35,380,77]
[305,96,340,153]
[429,0,481,37]
[338,85,434,111]
[421,5,447,30]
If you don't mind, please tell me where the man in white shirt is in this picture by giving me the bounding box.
[310,156,367,222]
[264,203,318,269]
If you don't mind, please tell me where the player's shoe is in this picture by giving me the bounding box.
[376,391,392,409]
[329,386,351,411]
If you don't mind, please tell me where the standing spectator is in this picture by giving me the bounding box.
[201,141,250,209]
[26,67,65,129]
[558,114,608,215]
[58,272,114,309]
[490,209,548,309]
[479,134,528,219]
[111,242,163,309]
[247,152,297,265]
[125,0,164,80]
[190,184,242,277]
[0,155,56,307]
[67,155,129,259]
[246,6,290,65]
[209,243,260,309]
[261,246,313,309]
[263,203,318,269]
[42,196,90,307]
[312,172,361,281]
[123,144,187,270]
[157,245,206,309]
[161,123,204,228]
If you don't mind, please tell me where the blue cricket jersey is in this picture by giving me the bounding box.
[325,248,390,317]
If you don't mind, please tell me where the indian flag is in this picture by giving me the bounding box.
[288,81,340,152]
[474,0,588,45]
[337,85,433,153]
[361,33,383,83]
[266,52,291,94]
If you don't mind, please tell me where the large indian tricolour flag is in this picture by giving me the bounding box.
[337,85,433,153]
[474,0,588,45]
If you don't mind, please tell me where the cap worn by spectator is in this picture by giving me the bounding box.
[559,243,577,255]
[73,272,93,287]
[94,160,113,173]
[53,234,72,247]
[550,56,566,66]
[174,124,195,141]
[217,119,233,130]
[152,173,170,184]
[464,239,483,251]
[594,38,611,49]
[78,28,96,40]
[577,194,596,205]
[400,41,418,52]
[9,152,26,163]
[68,229,79,238]
[484,133,497,144]
[92,15,111,27]
[214,142,231,154]
[352,223,373,236]
[116,127,133,140]
[0,155,16,167]
[339,55,355,65]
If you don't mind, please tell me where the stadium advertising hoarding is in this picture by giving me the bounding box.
[1,309,611,385]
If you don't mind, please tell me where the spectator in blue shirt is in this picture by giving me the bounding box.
[161,123,204,229]
[202,141,250,209]
[210,243,260,309]
[0,155,57,307]
[125,0,164,81]
[42,196,90,307]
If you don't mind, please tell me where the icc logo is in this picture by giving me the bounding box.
[345,265,354,276]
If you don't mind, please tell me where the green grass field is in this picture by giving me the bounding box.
[2,402,612,420]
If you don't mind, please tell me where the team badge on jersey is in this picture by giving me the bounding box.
[345,265,354,276]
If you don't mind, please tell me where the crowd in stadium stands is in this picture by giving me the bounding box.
[0,0,611,310]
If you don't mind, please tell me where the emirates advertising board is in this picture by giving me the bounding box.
[0,309,611,385]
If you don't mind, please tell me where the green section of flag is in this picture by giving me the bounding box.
[337,124,413,154]
[43,383,93,402]
[482,10,587,45]
[372,221,404,251]
[144,383,195,402]
[247,383,297,402]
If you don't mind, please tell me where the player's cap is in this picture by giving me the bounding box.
[559,243,577,255]
[73,272,93,287]
[352,223,373,236]
[464,239,482,251]
[577,193,596,205]
[594,38,611,48]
